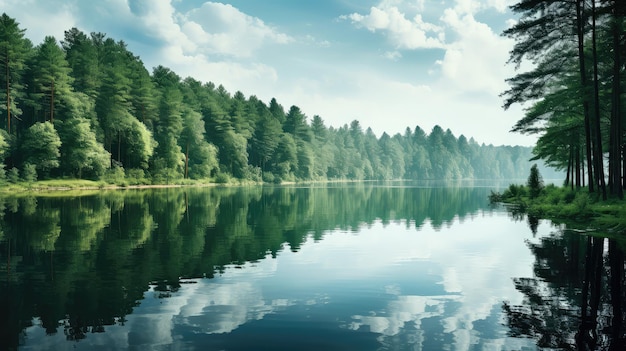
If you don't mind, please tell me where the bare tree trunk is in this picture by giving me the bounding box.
[576,144,582,188]
[5,49,9,133]
[185,141,189,179]
[591,0,606,200]
[50,80,54,123]
[566,146,572,189]
[608,3,623,198]
[117,131,121,164]
[577,0,595,193]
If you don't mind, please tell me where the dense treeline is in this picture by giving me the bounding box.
[0,13,555,184]
[503,0,625,198]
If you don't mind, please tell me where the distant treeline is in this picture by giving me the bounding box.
[0,13,560,184]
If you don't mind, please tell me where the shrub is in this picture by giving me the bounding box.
[573,192,590,211]
[22,163,37,183]
[7,167,19,183]
[262,172,275,184]
[215,172,230,184]
[126,168,149,185]
[102,165,125,184]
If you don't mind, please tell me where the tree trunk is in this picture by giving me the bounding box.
[591,0,606,200]
[5,48,9,133]
[576,143,581,188]
[577,0,595,193]
[50,80,54,123]
[566,146,572,189]
[185,141,189,179]
[117,131,121,164]
[608,4,623,198]
[623,144,626,190]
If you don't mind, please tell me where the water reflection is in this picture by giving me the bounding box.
[2,182,619,350]
[502,213,626,350]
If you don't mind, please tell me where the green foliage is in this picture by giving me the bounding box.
[56,117,110,179]
[0,129,8,159]
[27,36,73,123]
[527,164,544,199]
[102,165,125,185]
[22,162,37,182]
[20,122,61,177]
[125,168,149,185]
[0,12,566,186]
[0,13,31,132]
[262,172,276,184]
[503,0,624,197]
[7,167,18,183]
[506,184,528,199]
[215,172,230,184]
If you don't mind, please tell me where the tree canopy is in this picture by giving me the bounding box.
[0,13,561,184]
[503,0,625,198]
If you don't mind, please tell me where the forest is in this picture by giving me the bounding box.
[0,13,559,185]
[502,0,625,199]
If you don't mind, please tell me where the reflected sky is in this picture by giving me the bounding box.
[20,210,544,351]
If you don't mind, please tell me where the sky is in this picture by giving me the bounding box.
[1,0,535,146]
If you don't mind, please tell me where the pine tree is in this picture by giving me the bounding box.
[0,13,32,133]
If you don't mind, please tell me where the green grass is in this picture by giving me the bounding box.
[491,184,626,234]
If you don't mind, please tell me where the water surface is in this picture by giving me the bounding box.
[1,182,623,350]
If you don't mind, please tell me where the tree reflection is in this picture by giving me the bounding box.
[503,219,626,350]
[0,183,497,349]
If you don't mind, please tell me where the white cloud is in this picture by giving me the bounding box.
[435,8,513,95]
[383,50,402,60]
[453,0,512,14]
[181,2,292,58]
[341,6,445,49]
[0,0,76,45]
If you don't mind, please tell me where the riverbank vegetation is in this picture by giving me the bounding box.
[490,165,626,235]
[0,13,560,188]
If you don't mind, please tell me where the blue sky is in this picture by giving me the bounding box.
[1,0,533,146]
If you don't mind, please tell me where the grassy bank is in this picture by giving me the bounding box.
[0,178,233,195]
[490,183,626,234]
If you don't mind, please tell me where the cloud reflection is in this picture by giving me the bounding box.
[21,212,544,350]
[349,295,455,336]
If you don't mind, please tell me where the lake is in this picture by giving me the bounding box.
[1,181,624,350]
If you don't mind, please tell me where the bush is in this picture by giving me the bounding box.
[7,167,19,183]
[102,165,125,184]
[262,172,275,184]
[126,168,149,185]
[573,192,591,211]
[215,172,230,184]
[22,163,37,183]
[563,190,577,203]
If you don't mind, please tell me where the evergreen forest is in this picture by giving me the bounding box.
[0,13,559,185]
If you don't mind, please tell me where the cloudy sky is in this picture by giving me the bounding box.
[1,0,534,146]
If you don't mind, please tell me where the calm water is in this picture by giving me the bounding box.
[0,182,624,350]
